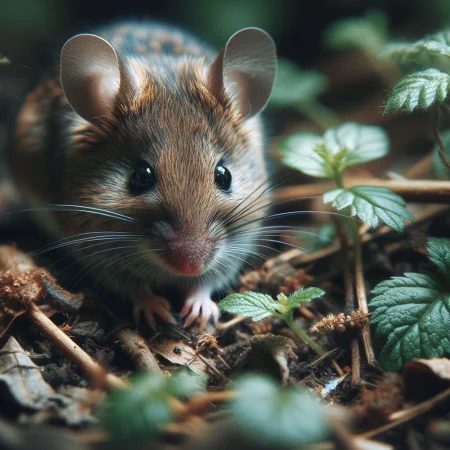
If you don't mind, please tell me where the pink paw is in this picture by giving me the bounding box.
[179,288,220,330]
[133,292,177,329]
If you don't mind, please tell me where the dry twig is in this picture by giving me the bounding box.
[28,303,126,390]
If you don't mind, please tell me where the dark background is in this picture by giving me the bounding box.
[0,0,447,73]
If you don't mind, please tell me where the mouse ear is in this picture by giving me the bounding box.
[207,27,277,120]
[61,34,125,126]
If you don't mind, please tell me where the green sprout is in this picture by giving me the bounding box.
[219,287,327,356]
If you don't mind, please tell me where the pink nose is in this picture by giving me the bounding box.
[163,236,213,276]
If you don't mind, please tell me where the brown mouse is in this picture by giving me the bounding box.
[10,20,277,329]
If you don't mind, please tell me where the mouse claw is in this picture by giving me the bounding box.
[134,292,177,330]
[180,288,220,330]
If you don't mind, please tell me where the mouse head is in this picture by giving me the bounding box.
[59,27,276,284]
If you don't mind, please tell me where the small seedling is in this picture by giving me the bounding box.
[279,121,414,237]
[370,237,450,371]
[219,287,327,356]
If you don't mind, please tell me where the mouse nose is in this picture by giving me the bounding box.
[163,236,213,276]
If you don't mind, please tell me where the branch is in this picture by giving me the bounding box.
[116,327,162,374]
[275,179,450,204]
[28,303,126,390]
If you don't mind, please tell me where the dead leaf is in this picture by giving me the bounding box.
[0,336,58,410]
[248,334,297,386]
[149,338,218,380]
[0,337,98,426]
[403,358,450,401]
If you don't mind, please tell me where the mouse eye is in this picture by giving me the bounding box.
[214,163,232,193]
[129,162,156,194]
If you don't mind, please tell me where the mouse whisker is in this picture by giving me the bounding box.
[4,204,138,223]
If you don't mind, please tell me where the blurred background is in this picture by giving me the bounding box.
[2,0,450,151]
[1,0,450,228]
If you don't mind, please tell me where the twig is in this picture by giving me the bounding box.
[354,242,377,367]
[335,217,361,384]
[310,347,340,367]
[116,327,162,374]
[275,179,450,204]
[403,153,433,179]
[28,303,126,390]
[360,387,450,440]
[216,315,246,331]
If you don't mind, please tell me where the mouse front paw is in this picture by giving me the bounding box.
[180,287,220,330]
[133,292,177,330]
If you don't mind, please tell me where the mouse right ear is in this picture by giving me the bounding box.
[207,28,277,120]
[61,34,126,126]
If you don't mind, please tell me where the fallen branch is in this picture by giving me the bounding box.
[275,179,450,204]
[116,327,162,374]
[28,303,126,390]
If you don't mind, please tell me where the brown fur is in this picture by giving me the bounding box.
[11,22,272,299]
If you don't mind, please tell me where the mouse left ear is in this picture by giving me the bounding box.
[207,27,277,120]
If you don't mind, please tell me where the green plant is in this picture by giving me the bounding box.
[370,237,450,371]
[381,29,450,171]
[279,122,414,236]
[268,59,340,130]
[323,9,389,55]
[100,370,205,443]
[219,287,326,356]
[230,374,330,449]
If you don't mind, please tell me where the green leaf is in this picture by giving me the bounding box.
[432,129,450,179]
[380,30,450,73]
[370,273,450,371]
[323,10,388,54]
[100,372,173,442]
[324,185,414,232]
[286,287,325,308]
[231,375,329,449]
[218,292,279,321]
[167,370,207,399]
[427,237,450,278]
[269,59,328,107]
[384,69,450,114]
[279,122,389,179]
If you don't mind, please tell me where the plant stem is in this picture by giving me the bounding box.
[296,101,341,131]
[433,104,450,172]
[283,310,326,356]
[353,234,377,367]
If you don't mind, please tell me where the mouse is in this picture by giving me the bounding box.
[10,20,277,330]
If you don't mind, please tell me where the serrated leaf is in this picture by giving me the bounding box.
[279,122,389,179]
[379,30,450,73]
[218,292,278,321]
[323,10,388,54]
[324,185,414,232]
[370,273,450,371]
[231,375,329,449]
[100,372,173,442]
[385,69,450,113]
[286,287,325,307]
[426,237,450,278]
[269,59,328,107]
[432,129,450,179]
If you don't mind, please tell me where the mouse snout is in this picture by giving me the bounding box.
[162,235,214,276]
